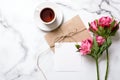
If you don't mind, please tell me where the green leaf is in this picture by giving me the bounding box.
[98,43,107,57]
[97,30,102,36]
[110,24,119,36]
[93,36,98,47]
[91,36,100,57]
[104,27,108,33]
[110,20,116,30]
[98,26,104,31]
[97,37,112,58]
[98,26,107,36]
[75,44,80,49]
[98,37,112,56]
[88,22,91,27]
[89,51,97,59]
[106,37,112,46]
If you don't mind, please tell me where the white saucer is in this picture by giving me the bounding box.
[34,2,63,31]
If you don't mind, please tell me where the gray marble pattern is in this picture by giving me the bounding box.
[0,0,120,80]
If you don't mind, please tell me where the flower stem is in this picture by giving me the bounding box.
[95,58,100,80]
[105,48,109,80]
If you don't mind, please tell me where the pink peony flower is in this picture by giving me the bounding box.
[80,38,93,55]
[98,16,112,27]
[89,20,98,31]
[96,36,105,46]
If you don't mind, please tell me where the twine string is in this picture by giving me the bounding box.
[50,28,86,48]
[37,27,87,80]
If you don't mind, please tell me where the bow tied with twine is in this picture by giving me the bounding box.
[50,28,86,48]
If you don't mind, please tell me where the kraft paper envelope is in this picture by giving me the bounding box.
[45,15,91,51]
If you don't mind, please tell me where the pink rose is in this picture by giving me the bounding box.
[96,36,105,46]
[98,16,112,27]
[89,20,98,31]
[80,38,93,55]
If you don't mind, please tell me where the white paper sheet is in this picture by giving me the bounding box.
[54,42,96,72]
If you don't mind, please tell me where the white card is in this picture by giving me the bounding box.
[54,42,96,72]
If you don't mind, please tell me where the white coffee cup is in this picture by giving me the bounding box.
[39,7,56,24]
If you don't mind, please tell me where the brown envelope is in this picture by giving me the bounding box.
[45,15,91,51]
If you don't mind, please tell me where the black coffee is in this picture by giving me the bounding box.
[40,8,55,22]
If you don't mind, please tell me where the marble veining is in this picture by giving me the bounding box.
[0,11,28,80]
[0,0,120,80]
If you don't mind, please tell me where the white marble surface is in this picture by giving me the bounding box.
[0,0,120,80]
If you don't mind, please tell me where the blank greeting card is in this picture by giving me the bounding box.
[54,42,96,72]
